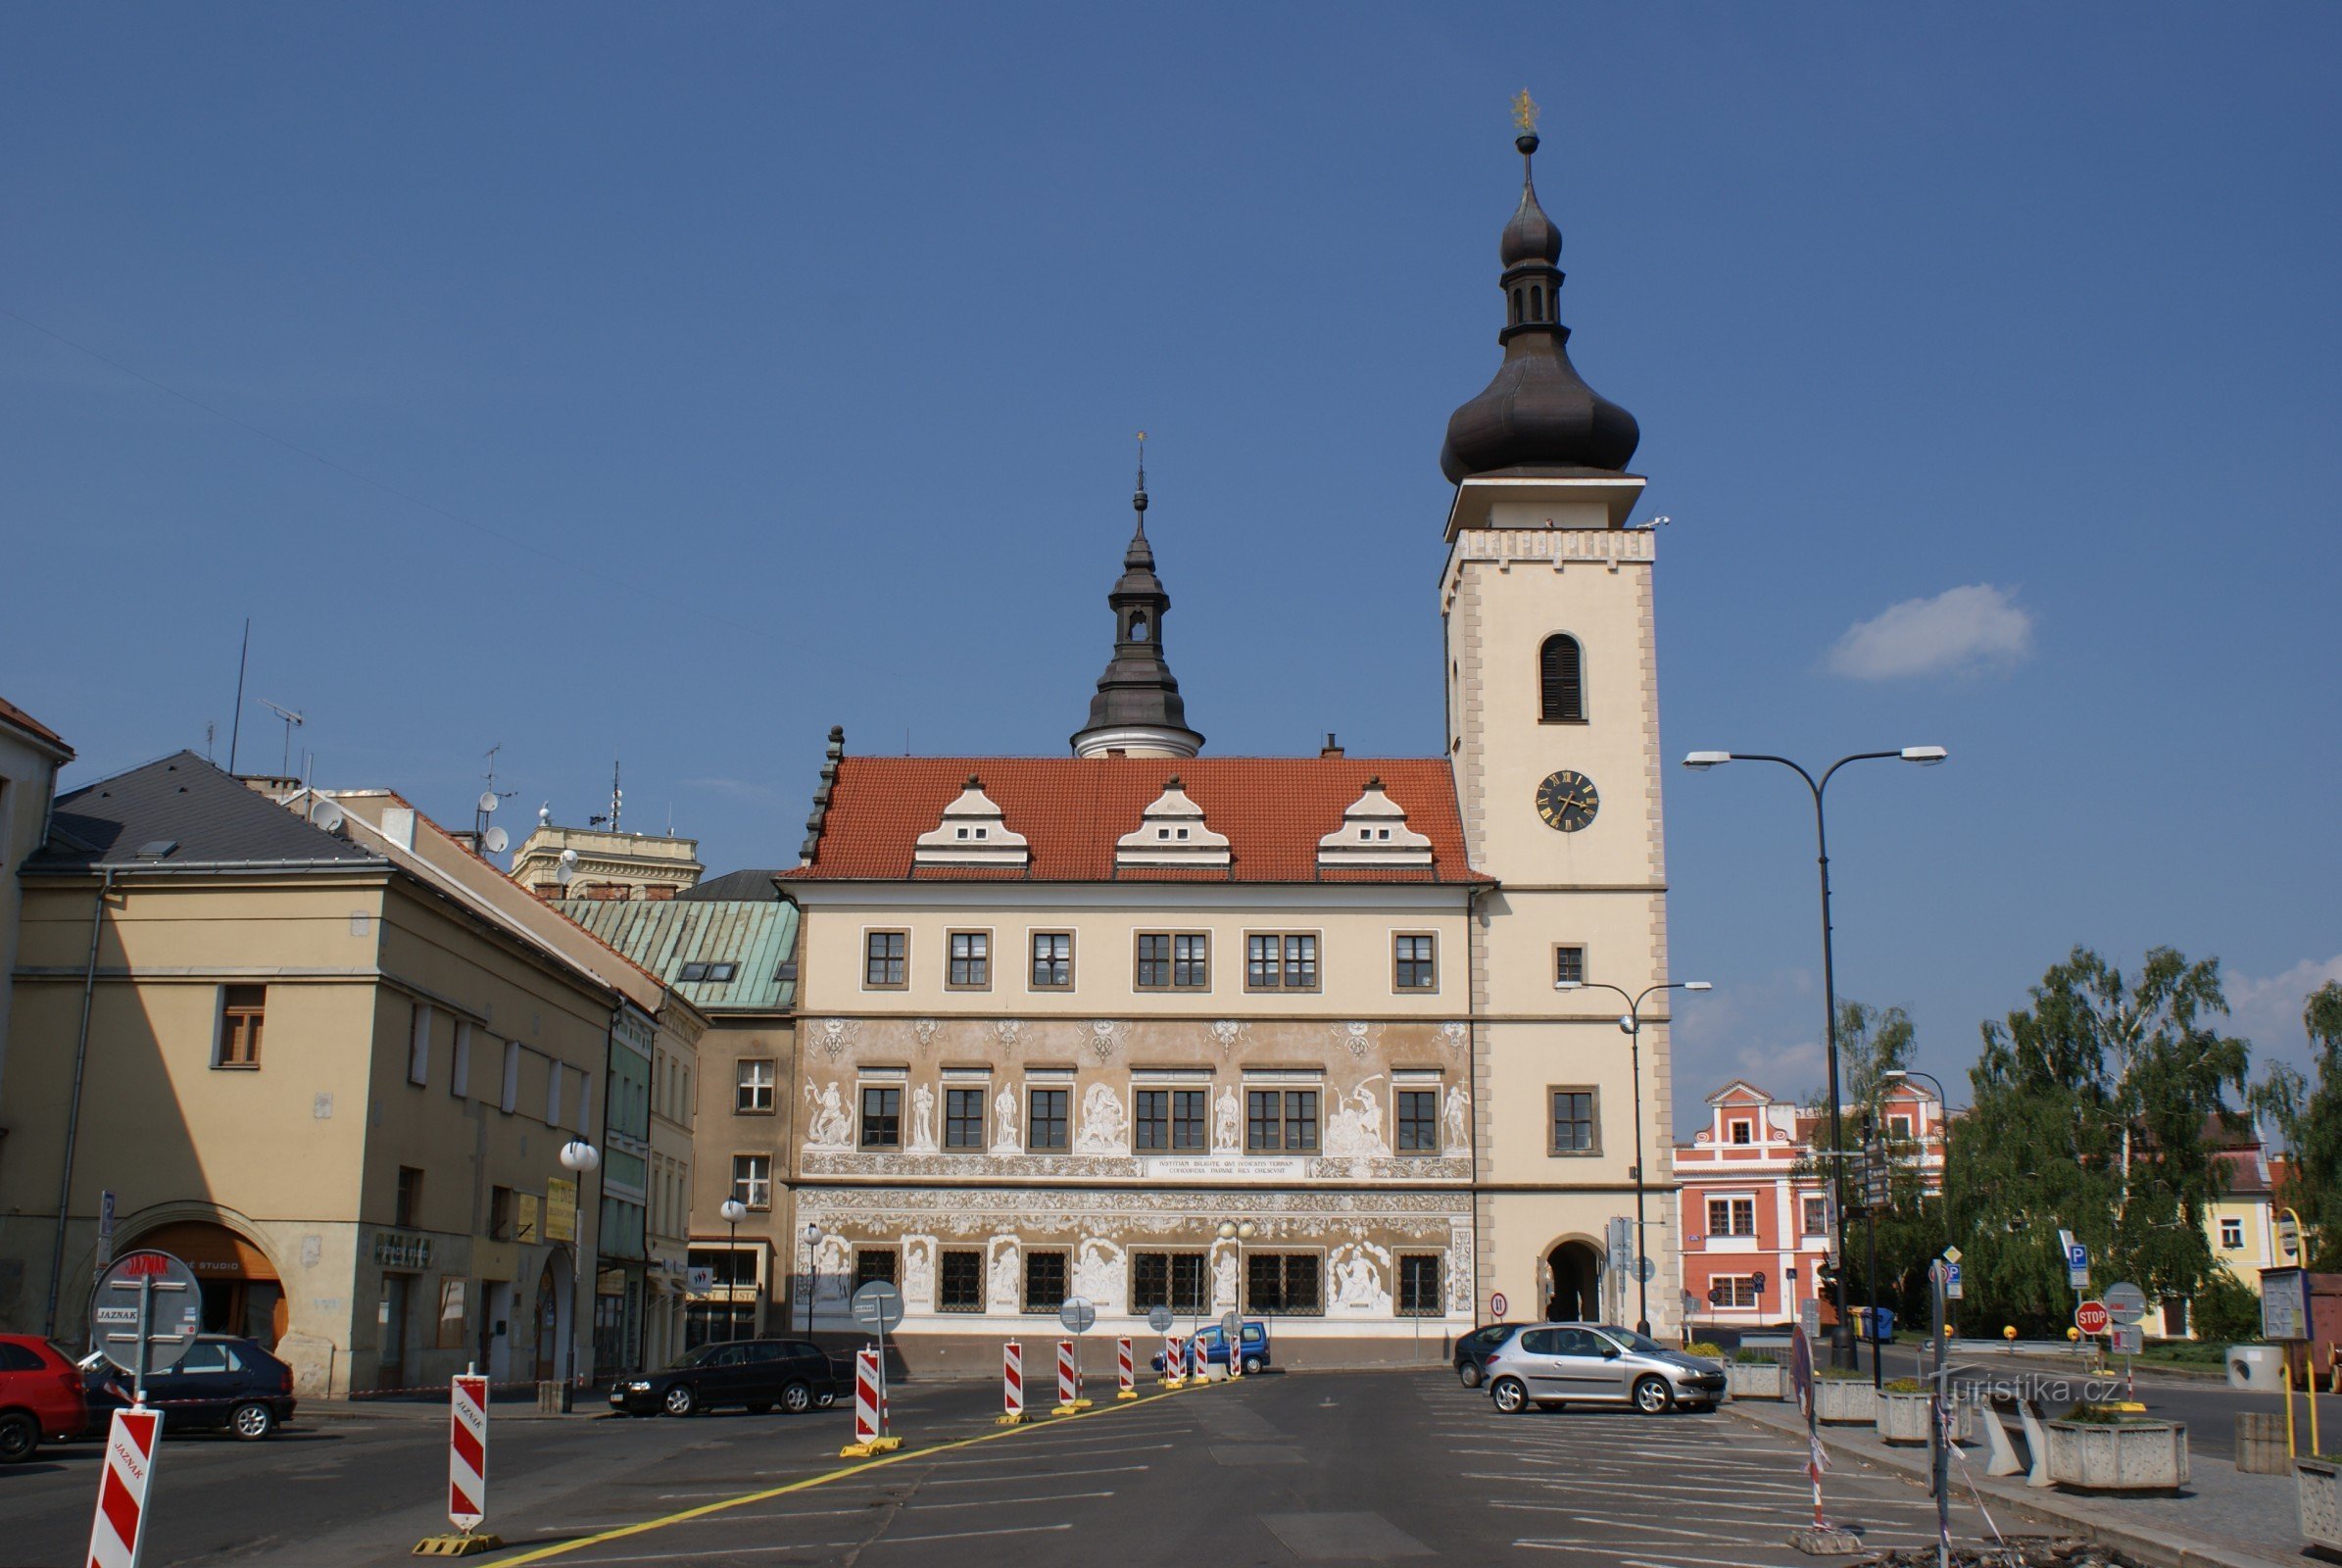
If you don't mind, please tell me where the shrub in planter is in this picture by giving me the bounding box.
[1725,1358,1784,1399]
[2042,1413,2189,1491]
[1684,1342,1726,1360]
[1812,1371,1878,1425]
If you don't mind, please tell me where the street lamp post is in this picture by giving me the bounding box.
[1215,1219,1255,1377]
[802,1222,822,1337]
[1556,978,1711,1338]
[1683,745,1946,1368]
[1883,1067,1956,1258]
[718,1198,748,1342]
[559,1138,601,1412]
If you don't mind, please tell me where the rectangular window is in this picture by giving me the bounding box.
[863,931,907,989]
[1134,1089,1168,1152]
[854,1250,899,1291]
[1028,1087,1069,1152]
[1553,946,1586,988]
[488,1186,514,1242]
[409,1002,433,1086]
[1131,1252,1208,1313]
[1171,1089,1206,1152]
[1888,1114,1913,1142]
[1729,1119,1752,1145]
[1396,1090,1439,1152]
[1549,1089,1597,1154]
[948,930,990,989]
[545,1059,563,1126]
[859,1086,902,1149]
[946,1087,985,1150]
[1392,934,1437,991]
[732,1154,771,1210]
[2220,1217,2244,1250]
[1708,1275,1759,1308]
[1246,1089,1320,1152]
[501,1041,519,1114]
[1397,1253,1442,1317]
[218,984,266,1067]
[1707,1197,1757,1238]
[1244,1253,1323,1316]
[736,1059,775,1113]
[1023,1250,1068,1314]
[938,1250,983,1312]
[1137,932,1209,990]
[1245,933,1319,991]
[1802,1197,1829,1236]
[450,1022,471,1099]
[1030,932,1073,990]
[394,1165,423,1229]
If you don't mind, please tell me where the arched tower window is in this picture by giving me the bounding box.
[1529,284,1543,320]
[1539,634,1585,723]
[1510,286,1524,325]
[1128,612,1148,643]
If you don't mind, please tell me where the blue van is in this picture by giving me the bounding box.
[1150,1321,1271,1375]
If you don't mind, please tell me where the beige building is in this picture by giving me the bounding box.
[0,697,73,1120]
[511,812,704,903]
[2,754,612,1396]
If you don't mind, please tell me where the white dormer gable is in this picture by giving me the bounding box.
[912,776,1030,867]
[1115,776,1231,867]
[1316,777,1434,868]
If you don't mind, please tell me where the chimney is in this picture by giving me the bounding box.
[1320,732,1344,759]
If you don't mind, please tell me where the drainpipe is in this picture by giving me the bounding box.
[44,867,115,1339]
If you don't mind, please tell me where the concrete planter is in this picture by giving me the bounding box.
[1875,1393,1975,1446]
[1813,1379,1878,1425]
[2042,1419,2189,1492]
[2298,1459,2342,1550]
[1726,1361,1783,1400]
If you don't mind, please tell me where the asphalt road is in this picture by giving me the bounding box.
[1,1368,2062,1567]
[1865,1343,2271,1460]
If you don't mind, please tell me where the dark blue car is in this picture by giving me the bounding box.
[83,1334,296,1440]
[1149,1321,1270,1375]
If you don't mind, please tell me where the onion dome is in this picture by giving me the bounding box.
[1439,128,1639,483]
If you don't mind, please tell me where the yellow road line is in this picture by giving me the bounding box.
[485,1383,1210,1565]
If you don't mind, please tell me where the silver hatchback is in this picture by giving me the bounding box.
[1483,1323,1726,1415]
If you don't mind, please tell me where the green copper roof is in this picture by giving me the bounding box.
[555,897,797,1013]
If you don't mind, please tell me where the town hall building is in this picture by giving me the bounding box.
[770,116,1685,1363]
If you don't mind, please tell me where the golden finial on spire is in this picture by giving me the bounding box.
[1512,88,1538,135]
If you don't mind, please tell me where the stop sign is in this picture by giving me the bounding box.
[2075,1299,2111,1336]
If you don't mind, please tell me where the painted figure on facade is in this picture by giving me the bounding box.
[1074,1082,1130,1153]
[991,1080,1022,1153]
[804,1081,852,1150]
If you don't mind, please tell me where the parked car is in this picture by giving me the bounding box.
[82,1334,295,1440]
[1452,1322,1520,1389]
[610,1339,844,1417]
[1483,1323,1725,1415]
[1147,1321,1270,1375]
[1,1335,90,1462]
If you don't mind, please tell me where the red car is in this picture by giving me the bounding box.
[0,1334,90,1462]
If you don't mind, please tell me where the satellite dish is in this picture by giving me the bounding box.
[477,791,500,815]
[556,862,575,887]
[313,800,345,834]
[483,825,510,855]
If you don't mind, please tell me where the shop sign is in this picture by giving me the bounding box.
[373,1232,432,1270]
[546,1178,577,1244]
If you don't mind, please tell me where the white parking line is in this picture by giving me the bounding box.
[905,1489,1115,1511]
[921,1463,1147,1486]
[867,1523,1075,1546]
[556,1541,860,1564]
[920,1440,1174,1466]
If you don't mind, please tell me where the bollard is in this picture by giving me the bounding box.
[86,1407,163,1568]
[1116,1337,1137,1400]
[415,1372,502,1555]
[997,1341,1025,1426]
[1163,1334,1186,1390]
[1052,1337,1091,1415]
[839,1347,902,1457]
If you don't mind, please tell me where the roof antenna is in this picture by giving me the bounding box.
[1133,430,1148,528]
[589,760,622,833]
[257,699,304,776]
[227,616,251,773]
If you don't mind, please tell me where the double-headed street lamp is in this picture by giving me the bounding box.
[718,1198,748,1341]
[1555,978,1711,1338]
[1216,1219,1256,1377]
[802,1222,823,1337]
[1683,745,1947,1367]
[558,1137,601,1410]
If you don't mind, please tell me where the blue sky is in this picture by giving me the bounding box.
[5,5,2335,1129]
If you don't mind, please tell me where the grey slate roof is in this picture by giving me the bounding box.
[26,751,379,872]
[553,898,797,1013]
[677,868,784,903]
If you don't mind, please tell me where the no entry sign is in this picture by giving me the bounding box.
[2074,1299,2111,1336]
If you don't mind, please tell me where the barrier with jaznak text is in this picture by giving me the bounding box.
[998,1340,1025,1425]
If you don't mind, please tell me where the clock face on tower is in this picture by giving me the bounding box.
[1535,769,1599,833]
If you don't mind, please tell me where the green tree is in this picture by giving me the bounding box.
[2251,980,2342,1269]
[1953,946,2250,1331]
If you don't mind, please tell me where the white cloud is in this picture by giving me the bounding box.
[1826,584,2034,680]
[2229,954,2342,1075]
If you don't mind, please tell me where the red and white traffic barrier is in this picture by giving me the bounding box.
[999,1340,1025,1424]
[1054,1338,1079,1411]
[1164,1334,1184,1382]
[449,1374,489,1534]
[87,1407,162,1568]
[1116,1337,1136,1399]
[853,1347,882,1446]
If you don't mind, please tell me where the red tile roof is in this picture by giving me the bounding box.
[0,696,72,758]
[784,756,1488,885]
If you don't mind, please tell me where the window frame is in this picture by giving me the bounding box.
[1243,1250,1325,1316]
[858,1084,903,1150]
[735,1058,776,1114]
[730,1153,771,1210]
[1242,930,1322,994]
[1391,933,1438,993]
[1396,1251,1443,1317]
[1552,944,1588,989]
[1021,1249,1069,1315]
[2220,1216,2245,1250]
[861,929,909,991]
[217,983,267,1069]
[1548,1085,1600,1156]
[944,1086,986,1151]
[1129,1250,1209,1314]
[1027,1085,1070,1152]
[936,1249,984,1313]
[1729,1118,1753,1145]
[1395,1088,1439,1153]
[1708,1273,1760,1309]
[1706,1195,1758,1239]
[1245,1087,1321,1153]
[946,928,993,992]
[1135,930,1211,992]
[1538,632,1587,725]
[1027,930,1075,992]
[1801,1196,1830,1236]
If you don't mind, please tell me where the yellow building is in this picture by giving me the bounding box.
[2,754,613,1395]
[0,696,73,1118]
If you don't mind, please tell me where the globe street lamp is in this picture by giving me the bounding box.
[718,1198,748,1342]
[1683,745,1946,1367]
[559,1137,600,1411]
[802,1222,823,1337]
[1215,1219,1256,1377]
[1555,979,1711,1337]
